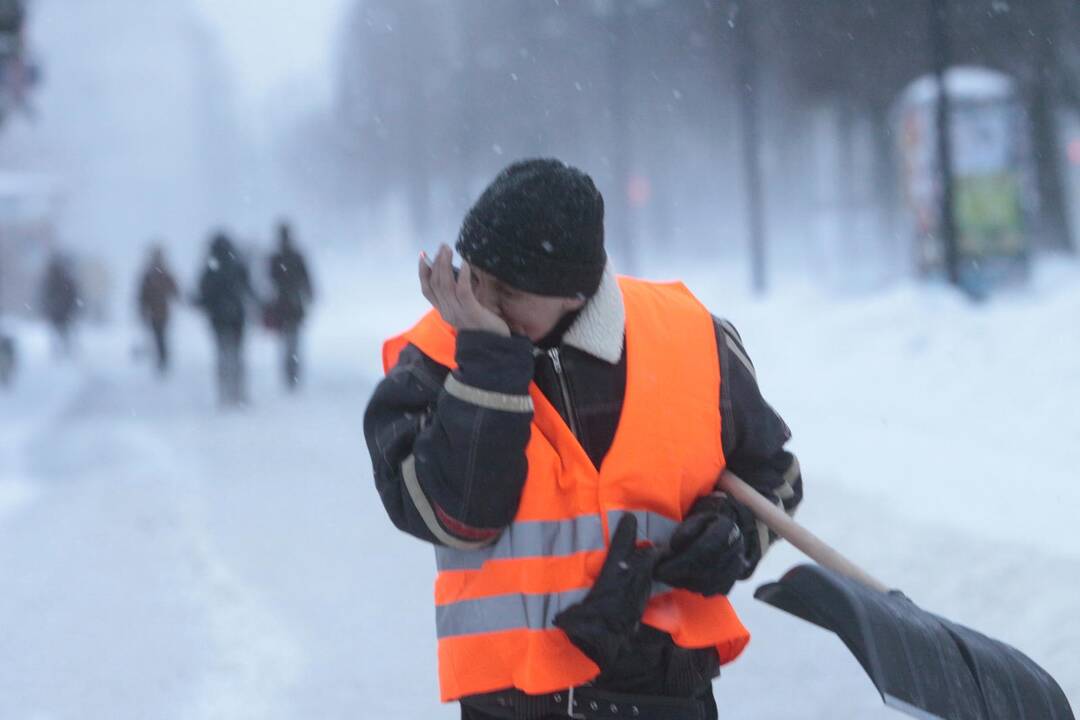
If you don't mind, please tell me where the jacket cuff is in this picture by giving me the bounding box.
[401,455,502,549]
[454,330,534,393]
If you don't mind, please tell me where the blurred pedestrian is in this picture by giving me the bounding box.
[0,272,12,387]
[0,332,14,386]
[194,232,256,406]
[266,221,313,390]
[39,252,80,356]
[137,244,179,375]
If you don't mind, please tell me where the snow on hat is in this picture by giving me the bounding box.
[456,158,607,298]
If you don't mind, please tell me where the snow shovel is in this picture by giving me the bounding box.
[718,471,1075,720]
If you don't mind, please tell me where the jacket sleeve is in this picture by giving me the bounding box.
[363,329,535,548]
[714,317,804,576]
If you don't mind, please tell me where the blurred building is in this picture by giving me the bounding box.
[0,0,34,127]
[0,0,242,309]
[0,170,60,315]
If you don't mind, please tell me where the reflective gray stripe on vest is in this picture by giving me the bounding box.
[436,514,607,571]
[435,582,677,639]
[434,509,682,638]
[436,588,591,638]
[606,509,679,547]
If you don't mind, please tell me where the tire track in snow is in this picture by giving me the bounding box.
[91,384,306,720]
[19,371,304,720]
[173,467,305,720]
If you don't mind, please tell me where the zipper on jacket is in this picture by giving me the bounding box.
[547,347,581,438]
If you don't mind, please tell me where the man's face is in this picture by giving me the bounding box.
[467,264,585,342]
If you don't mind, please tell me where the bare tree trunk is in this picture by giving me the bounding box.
[734,1,767,294]
[451,10,477,219]
[1028,1,1075,253]
[1029,82,1073,252]
[604,3,635,273]
[930,0,960,286]
[871,104,901,274]
[606,2,635,273]
[399,18,430,245]
[836,101,856,257]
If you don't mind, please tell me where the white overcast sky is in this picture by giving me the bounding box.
[193,0,351,111]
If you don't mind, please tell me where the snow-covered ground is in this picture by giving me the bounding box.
[1,251,1077,719]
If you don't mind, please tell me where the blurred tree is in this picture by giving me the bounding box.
[336,0,453,241]
[0,0,35,128]
[330,0,1077,267]
[727,1,767,292]
[334,0,734,256]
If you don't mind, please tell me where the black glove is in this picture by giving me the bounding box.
[553,514,658,670]
[653,493,751,597]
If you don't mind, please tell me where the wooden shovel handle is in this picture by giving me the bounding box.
[718,470,890,594]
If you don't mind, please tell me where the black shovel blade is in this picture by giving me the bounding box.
[754,564,1074,720]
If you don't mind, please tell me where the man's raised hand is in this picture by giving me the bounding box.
[418,244,510,336]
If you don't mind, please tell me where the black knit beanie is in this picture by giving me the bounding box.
[456,158,606,298]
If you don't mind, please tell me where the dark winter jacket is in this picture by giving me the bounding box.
[40,258,79,326]
[364,267,803,699]
[196,242,254,331]
[138,265,179,327]
[268,248,313,326]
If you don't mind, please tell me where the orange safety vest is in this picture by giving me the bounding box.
[382,277,750,702]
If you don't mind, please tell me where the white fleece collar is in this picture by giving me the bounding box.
[562,264,625,364]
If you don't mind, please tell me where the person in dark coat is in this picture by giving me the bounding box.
[0,331,14,386]
[364,159,803,719]
[195,232,256,406]
[267,221,313,390]
[0,271,14,386]
[39,252,80,356]
[137,244,179,375]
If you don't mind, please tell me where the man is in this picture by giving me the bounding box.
[137,244,179,375]
[0,331,13,386]
[39,252,80,357]
[267,221,314,390]
[195,232,256,406]
[364,159,802,720]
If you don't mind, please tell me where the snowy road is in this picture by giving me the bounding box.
[0,317,449,720]
[1,254,1076,718]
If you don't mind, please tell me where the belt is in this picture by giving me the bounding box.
[463,685,709,720]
